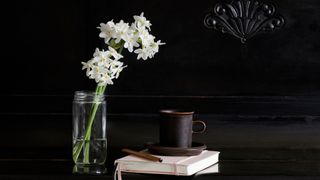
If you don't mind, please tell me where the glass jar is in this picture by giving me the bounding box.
[72,91,107,166]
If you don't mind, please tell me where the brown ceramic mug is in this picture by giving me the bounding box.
[159,110,206,148]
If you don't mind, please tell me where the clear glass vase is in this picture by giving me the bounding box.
[72,91,107,167]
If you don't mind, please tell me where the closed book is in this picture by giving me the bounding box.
[195,163,219,176]
[114,150,219,176]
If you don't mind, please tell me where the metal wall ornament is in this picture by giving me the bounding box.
[204,0,285,43]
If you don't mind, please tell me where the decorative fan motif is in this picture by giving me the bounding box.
[204,0,285,43]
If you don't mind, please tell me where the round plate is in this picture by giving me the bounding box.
[145,142,207,156]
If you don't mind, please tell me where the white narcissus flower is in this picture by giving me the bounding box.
[82,48,126,85]
[134,30,166,60]
[114,20,130,44]
[123,33,139,52]
[108,46,123,60]
[149,40,166,55]
[98,21,115,44]
[133,12,151,31]
[138,29,155,46]
[134,48,149,60]
[82,61,93,77]
[109,59,125,78]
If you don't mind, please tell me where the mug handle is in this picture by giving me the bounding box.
[192,120,206,134]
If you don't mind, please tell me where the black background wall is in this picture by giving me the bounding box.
[0,0,320,163]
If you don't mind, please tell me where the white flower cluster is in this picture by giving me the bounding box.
[81,47,126,85]
[98,12,165,60]
[82,12,164,86]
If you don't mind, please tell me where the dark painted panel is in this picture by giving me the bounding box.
[2,95,320,115]
[0,0,90,94]
[0,0,319,95]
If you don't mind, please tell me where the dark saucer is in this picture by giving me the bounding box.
[145,142,207,156]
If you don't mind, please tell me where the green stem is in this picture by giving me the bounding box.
[83,86,103,163]
[83,100,99,163]
[118,45,124,54]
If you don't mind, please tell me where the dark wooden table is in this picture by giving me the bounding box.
[0,159,319,180]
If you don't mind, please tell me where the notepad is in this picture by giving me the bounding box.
[114,150,219,177]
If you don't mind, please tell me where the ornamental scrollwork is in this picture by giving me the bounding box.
[204,0,285,43]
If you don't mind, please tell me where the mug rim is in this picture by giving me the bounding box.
[160,109,194,115]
